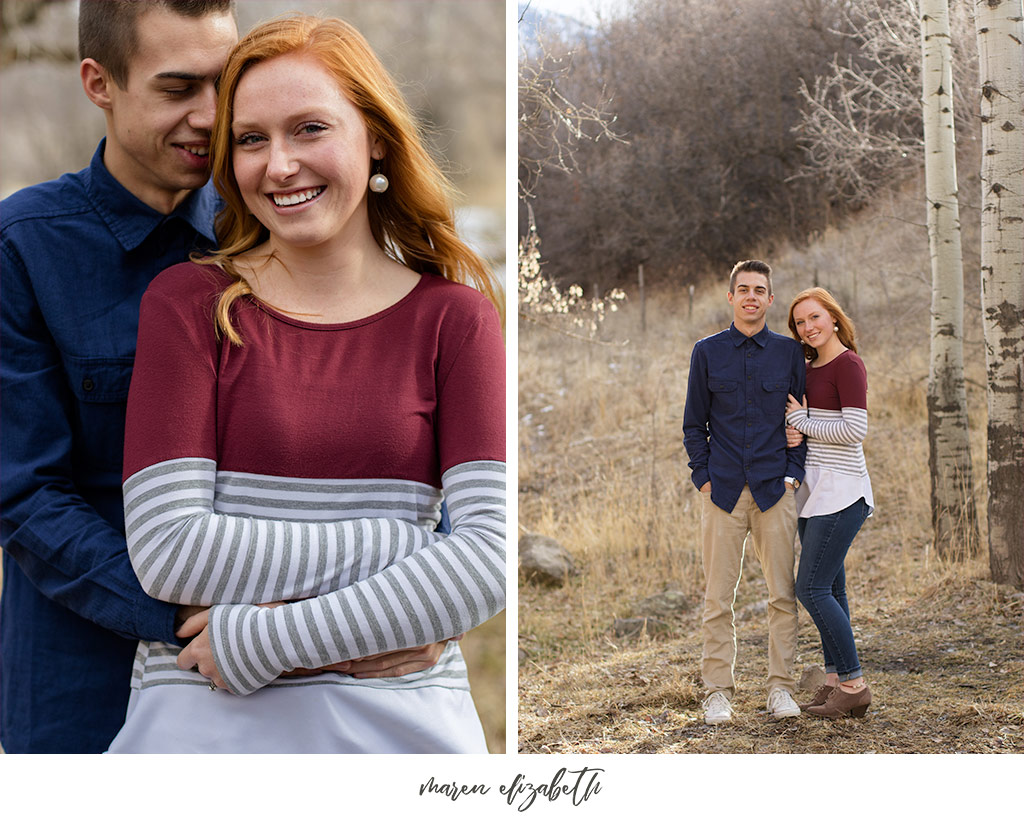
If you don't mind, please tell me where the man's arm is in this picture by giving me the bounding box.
[0,242,178,645]
[784,343,807,482]
[682,343,712,491]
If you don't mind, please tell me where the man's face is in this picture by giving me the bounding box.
[102,7,237,212]
[728,270,773,327]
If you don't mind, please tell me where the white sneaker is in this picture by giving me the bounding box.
[767,687,801,719]
[702,691,733,724]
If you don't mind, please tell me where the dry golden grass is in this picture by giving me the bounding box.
[517,189,1022,754]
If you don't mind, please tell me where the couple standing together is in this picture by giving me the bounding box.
[1,1,504,753]
[683,260,875,724]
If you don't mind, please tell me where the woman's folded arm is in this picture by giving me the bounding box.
[124,458,444,606]
[785,407,867,445]
[205,460,506,695]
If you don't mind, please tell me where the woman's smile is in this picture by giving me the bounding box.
[231,52,383,253]
[793,297,836,350]
[269,186,326,208]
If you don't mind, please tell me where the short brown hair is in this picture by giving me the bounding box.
[729,259,773,295]
[78,0,234,89]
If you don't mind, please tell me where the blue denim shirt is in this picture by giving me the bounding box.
[682,323,807,514]
[0,140,219,752]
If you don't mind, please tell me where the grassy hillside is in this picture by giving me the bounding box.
[517,183,1023,753]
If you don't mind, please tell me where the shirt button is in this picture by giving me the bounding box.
[82,378,95,392]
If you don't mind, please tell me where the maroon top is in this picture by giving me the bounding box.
[805,349,867,412]
[124,262,505,485]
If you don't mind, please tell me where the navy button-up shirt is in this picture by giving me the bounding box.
[682,323,807,513]
[0,140,219,752]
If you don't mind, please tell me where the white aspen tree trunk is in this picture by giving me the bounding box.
[921,0,977,557]
[975,0,1024,586]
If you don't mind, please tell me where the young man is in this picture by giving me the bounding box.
[682,260,807,724]
[1,0,237,754]
[0,0,442,753]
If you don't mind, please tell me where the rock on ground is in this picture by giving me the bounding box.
[519,533,578,586]
[613,617,672,639]
[636,590,693,616]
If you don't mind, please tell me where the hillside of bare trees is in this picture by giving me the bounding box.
[519,0,980,290]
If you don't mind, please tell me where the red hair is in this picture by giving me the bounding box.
[200,14,503,343]
[787,287,858,362]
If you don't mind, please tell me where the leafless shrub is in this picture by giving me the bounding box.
[519,208,626,337]
[523,0,868,288]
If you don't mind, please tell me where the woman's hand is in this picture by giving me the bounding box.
[175,603,286,691]
[175,608,229,691]
[785,425,803,448]
[786,393,807,416]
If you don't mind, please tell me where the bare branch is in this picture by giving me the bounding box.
[792,0,978,204]
[518,24,626,199]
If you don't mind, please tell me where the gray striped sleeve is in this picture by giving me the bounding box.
[207,460,506,696]
[786,407,868,445]
[122,458,444,605]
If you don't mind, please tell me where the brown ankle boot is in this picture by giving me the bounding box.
[806,683,871,718]
[798,684,835,711]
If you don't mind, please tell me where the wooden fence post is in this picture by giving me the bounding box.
[638,263,646,334]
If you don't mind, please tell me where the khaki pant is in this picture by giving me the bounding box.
[700,484,798,697]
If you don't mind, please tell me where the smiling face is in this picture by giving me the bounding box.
[791,297,836,350]
[98,7,237,213]
[727,269,773,333]
[230,52,384,255]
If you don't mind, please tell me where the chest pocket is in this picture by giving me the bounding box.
[708,378,740,416]
[64,355,134,472]
[761,378,789,419]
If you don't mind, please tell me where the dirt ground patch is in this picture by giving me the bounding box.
[519,557,1022,754]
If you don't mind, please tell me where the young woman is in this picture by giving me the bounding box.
[107,15,505,753]
[785,287,873,718]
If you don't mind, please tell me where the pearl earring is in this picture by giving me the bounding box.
[369,162,389,193]
[833,324,839,332]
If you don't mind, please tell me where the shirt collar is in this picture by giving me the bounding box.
[728,322,772,348]
[82,138,219,252]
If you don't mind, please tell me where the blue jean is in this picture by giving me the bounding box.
[796,498,870,681]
